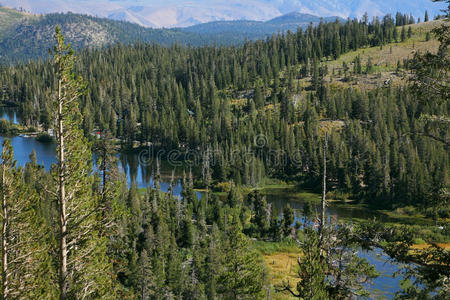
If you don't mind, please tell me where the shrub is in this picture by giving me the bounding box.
[0,119,11,134]
[36,132,54,143]
[438,208,450,219]
[25,126,37,133]
[213,182,231,193]
[413,238,426,245]
[394,206,417,216]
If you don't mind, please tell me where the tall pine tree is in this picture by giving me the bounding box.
[50,27,116,299]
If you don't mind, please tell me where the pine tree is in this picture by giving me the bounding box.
[1,139,15,300]
[137,249,153,300]
[50,27,116,299]
[1,139,55,299]
[333,31,341,60]
[366,57,373,74]
[401,26,406,42]
[217,217,267,299]
[407,26,413,39]
[226,181,242,208]
[425,10,429,22]
[320,132,328,245]
[248,191,270,237]
[281,229,328,299]
[282,204,294,236]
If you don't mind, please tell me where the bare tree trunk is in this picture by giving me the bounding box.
[1,165,8,300]
[58,79,68,300]
[320,132,328,244]
[102,148,107,194]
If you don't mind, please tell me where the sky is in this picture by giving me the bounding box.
[1,0,447,28]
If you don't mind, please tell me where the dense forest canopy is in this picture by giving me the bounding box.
[0,7,345,63]
[1,12,447,212]
[0,4,448,299]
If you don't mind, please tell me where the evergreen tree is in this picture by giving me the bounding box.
[137,249,153,300]
[401,26,407,42]
[50,27,116,299]
[280,229,328,299]
[0,140,55,299]
[282,204,294,236]
[217,218,267,299]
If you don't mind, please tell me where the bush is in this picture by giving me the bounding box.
[326,190,349,203]
[413,238,426,245]
[394,206,417,216]
[36,132,54,143]
[263,178,285,186]
[212,182,231,193]
[0,119,12,134]
[25,126,37,133]
[438,208,450,219]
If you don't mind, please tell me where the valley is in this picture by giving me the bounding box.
[0,2,448,299]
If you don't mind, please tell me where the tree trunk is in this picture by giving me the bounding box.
[58,78,68,300]
[320,132,328,244]
[1,164,8,300]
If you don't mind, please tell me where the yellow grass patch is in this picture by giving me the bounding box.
[411,243,450,250]
[263,252,300,287]
[328,20,444,69]
[292,20,445,92]
[230,98,247,106]
[264,103,276,111]
[319,120,345,132]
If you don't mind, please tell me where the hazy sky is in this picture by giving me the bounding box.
[1,0,446,28]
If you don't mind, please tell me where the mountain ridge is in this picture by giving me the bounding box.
[180,13,345,41]
[0,7,345,63]
[0,0,446,28]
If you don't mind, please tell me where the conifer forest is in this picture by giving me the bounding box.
[0,1,448,299]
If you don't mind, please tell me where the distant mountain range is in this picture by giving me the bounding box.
[180,13,344,41]
[0,7,342,62]
[0,0,446,28]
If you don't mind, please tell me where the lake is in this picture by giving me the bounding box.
[0,108,403,299]
[0,134,197,196]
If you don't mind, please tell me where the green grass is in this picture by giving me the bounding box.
[261,185,322,203]
[252,239,301,255]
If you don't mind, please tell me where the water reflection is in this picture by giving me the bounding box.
[0,136,56,170]
[0,107,20,125]
[0,110,402,298]
[0,135,201,198]
[118,152,184,194]
[263,190,402,299]
[265,190,389,223]
[359,248,402,299]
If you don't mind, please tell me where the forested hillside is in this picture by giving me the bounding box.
[180,13,344,41]
[0,5,31,34]
[1,14,447,212]
[0,8,205,63]
[0,7,342,63]
[0,5,448,299]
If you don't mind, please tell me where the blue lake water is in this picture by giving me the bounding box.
[0,109,404,299]
[1,108,20,125]
[0,134,191,195]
